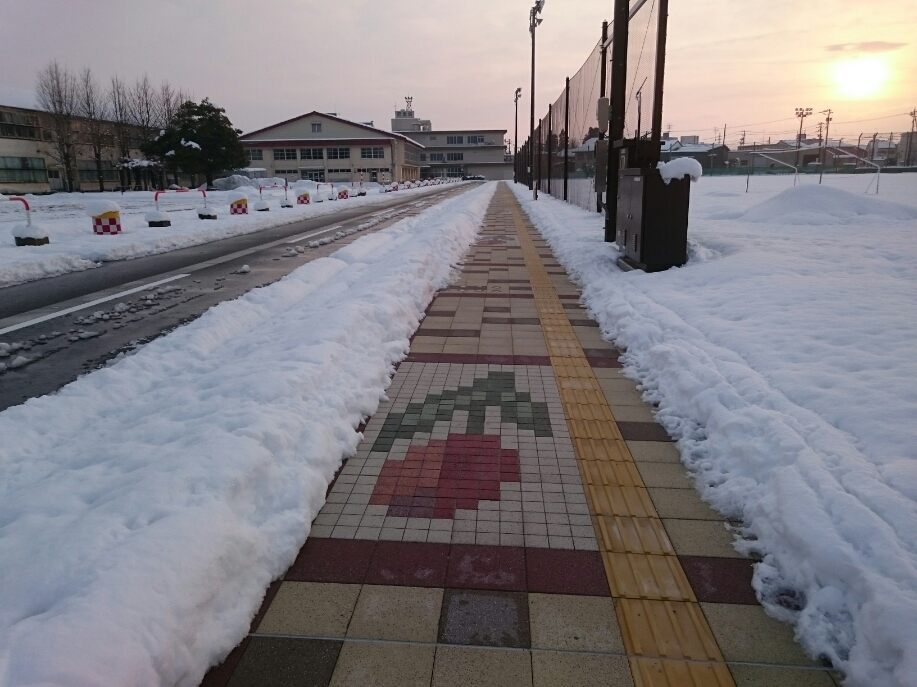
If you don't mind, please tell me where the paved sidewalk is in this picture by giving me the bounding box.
[201,183,840,686]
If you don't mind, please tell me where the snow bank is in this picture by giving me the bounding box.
[510,177,917,687]
[11,223,49,240]
[143,211,170,223]
[213,175,288,191]
[657,158,703,184]
[84,200,121,217]
[0,181,494,687]
[741,184,917,225]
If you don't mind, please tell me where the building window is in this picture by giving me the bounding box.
[327,168,351,174]
[446,135,463,145]
[430,153,444,162]
[429,136,437,140]
[300,148,323,160]
[0,156,48,183]
[420,154,427,161]
[302,169,325,181]
[446,166,464,177]
[311,122,322,132]
[275,169,298,175]
[360,147,385,159]
[468,135,485,144]
[273,148,297,160]
[246,149,263,161]
[447,152,464,161]
[327,147,350,160]
[77,159,119,182]
[0,111,41,140]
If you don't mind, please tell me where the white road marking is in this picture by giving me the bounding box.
[0,274,191,336]
[285,225,342,243]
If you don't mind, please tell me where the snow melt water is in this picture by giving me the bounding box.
[511,175,917,687]
[0,182,495,687]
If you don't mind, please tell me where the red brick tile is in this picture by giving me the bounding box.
[285,538,376,584]
[679,556,759,605]
[369,493,392,506]
[366,541,450,587]
[525,549,610,596]
[447,545,527,591]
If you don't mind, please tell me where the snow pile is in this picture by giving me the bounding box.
[213,175,288,191]
[12,224,49,240]
[225,190,249,204]
[143,211,170,223]
[0,182,494,687]
[84,200,121,217]
[510,176,917,687]
[657,158,703,184]
[741,184,917,225]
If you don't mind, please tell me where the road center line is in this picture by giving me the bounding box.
[285,225,342,243]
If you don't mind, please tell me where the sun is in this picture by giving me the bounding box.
[833,55,890,99]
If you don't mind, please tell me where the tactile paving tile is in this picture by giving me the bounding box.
[506,187,736,687]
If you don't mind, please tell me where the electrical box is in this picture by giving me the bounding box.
[596,98,610,133]
[616,168,690,272]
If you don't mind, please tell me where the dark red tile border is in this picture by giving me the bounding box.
[446,545,527,591]
[525,549,610,596]
[285,538,375,584]
[582,348,621,359]
[679,556,759,605]
[404,353,551,366]
[569,319,599,328]
[481,317,541,326]
[366,541,450,587]
[587,357,624,369]
[437,292,536,299]
[426,310,457,317]
[617,421,672,442]
[487,279,531,284]
[414,329,480,338]
[483,306,511,313]
[558,294,580,300]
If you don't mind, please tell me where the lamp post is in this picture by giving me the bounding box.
[514,87,522,183]
[795,107,812,167]
[529,0,545,199]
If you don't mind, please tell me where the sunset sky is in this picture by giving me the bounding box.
[1,0,914,148]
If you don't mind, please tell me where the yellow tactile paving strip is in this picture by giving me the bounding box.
[504,184,736,687]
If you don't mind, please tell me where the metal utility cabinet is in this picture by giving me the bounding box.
[616,167,690,272]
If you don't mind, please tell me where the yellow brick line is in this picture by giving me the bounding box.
[502,185,736,687]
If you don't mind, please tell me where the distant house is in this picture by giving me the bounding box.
[660,140,730,168]
[730,140,867,171]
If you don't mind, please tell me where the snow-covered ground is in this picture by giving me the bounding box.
[0,181,459,288]
[0,182,495,687]
[512,173,917,687]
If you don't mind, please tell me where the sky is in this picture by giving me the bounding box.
[1,0,914,149]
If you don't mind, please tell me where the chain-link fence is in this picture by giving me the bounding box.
[519,1,663,213]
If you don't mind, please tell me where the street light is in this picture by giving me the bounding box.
[529,0,545,199]
[514,87,522,183]
[795,107,812,167]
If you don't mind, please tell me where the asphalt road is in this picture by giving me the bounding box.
[0,183,474,411]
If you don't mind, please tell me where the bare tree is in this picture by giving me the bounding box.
[36,61,80,191]
[77,68,111,192]
[129,75,158,189]
[109,75,133,188]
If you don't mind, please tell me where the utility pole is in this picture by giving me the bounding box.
[795,107,812,167]
[906,108,917,167]
[856,133,863,170]
[513,87,522,183]
[819,108,832,184]
[529,0,545,199]
[606,0,630,243]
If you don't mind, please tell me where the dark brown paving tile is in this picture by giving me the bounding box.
[680,556,759,605]
[285,539,375,584]
[582,348,621,359]
[200,637,250,687]
[438,292,535,299]
[587,357,624,368]
[446,545,527,591]
[426,310,456,317]
[403,353,551,366]
[617,422,673,442]
[488,279,531,284]
[365,541,449,587]
[483,306,512,313]
[525,549,609,596]
[482,317,541,325]
[226,637,341,687]
[413,329,480,338]
[438,589,531,648]
[569,319,599,327]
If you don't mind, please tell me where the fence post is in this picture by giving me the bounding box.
[564,77,570,202]
[598,21,609,213]
[606,0,630,242]
[547,104,553,197]
[536,122,542,192]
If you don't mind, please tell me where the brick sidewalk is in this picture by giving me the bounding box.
[201,183,840,687]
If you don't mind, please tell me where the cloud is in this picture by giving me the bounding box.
[826,41,906,54]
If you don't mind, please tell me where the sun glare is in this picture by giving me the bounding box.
[833,55,890,99]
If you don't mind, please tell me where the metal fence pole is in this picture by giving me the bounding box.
[564,77,570,201]
[606,0,630,243]
[547,104,553,197]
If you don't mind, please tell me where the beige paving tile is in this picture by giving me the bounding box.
[662,519,742,558]
[255,581,360,637]
[649,487,722,520]
[432,646,532,687]
[626,440,681,464]
[531,651,634,687]
[608,404,657,423]
[727,664,838,686]
[330,641,435,687]
[702,603,819,666]
[636,463,694,489]
[528,594,624,652]
[347,585,443,642]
